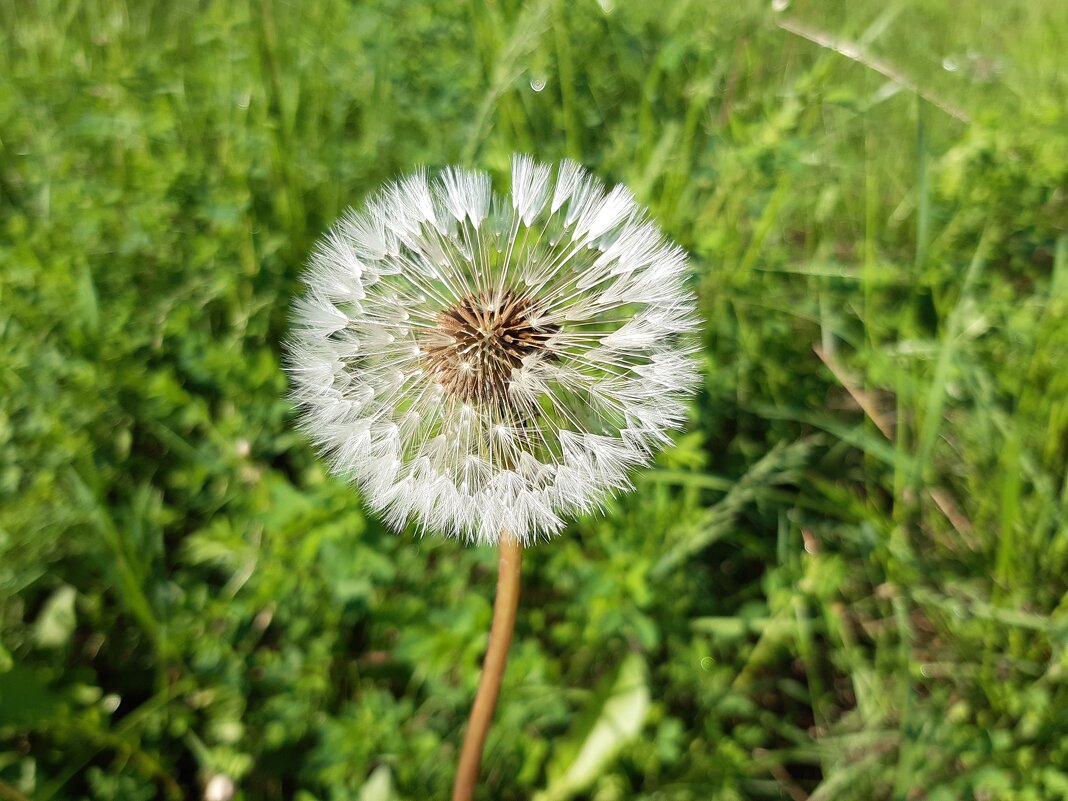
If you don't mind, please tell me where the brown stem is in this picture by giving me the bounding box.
[451,533,523,801]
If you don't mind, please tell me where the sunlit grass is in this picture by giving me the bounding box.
[1,0,1066,799]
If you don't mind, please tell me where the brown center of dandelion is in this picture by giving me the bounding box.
[422,290,558,404]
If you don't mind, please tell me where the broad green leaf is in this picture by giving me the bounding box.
[535,653,650,801]
[34,585,77,649]
[358,765,395,801]
[0,666,66,727]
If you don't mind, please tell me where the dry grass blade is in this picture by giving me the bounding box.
[813,345,979,548]
[775,16,971,124]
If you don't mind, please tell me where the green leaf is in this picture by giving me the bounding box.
[0,666,66,727]
[34,585,77,649]
[358,765,395,801]
[535,653,650,801]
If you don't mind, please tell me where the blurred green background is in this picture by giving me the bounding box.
[2,0,1067,799]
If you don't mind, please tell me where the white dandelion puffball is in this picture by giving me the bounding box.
[286,156,700,545]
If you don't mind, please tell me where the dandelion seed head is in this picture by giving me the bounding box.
[286,156,700,545]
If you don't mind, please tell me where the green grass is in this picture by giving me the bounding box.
[2,0,1067,799]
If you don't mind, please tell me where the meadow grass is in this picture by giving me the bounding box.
[1,0,1067,799]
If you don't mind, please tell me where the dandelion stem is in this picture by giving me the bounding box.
[452,533,523,801]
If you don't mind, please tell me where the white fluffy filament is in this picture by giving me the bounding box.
[286,156,700,546]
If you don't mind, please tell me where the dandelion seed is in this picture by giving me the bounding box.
[286,156,700,546]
